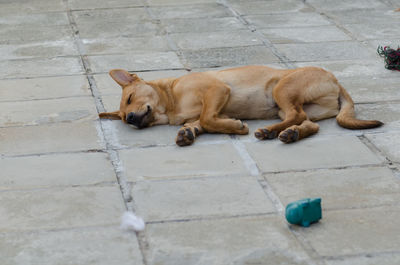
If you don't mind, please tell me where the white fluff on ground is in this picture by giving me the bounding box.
[120,212,145,231]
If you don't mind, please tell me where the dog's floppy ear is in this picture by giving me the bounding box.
[99,111,121,120]
[109,69,139,87]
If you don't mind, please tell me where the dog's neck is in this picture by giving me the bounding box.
[147,78,177,123]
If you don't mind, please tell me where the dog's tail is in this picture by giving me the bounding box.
[336,84,383,129]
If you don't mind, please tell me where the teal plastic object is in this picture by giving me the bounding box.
[285,198,322,227]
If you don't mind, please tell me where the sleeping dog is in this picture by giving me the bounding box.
[99,65,382,146]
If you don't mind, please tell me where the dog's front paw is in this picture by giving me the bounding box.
[175,127,195,147]
[237,122,249,135]
[279,128,299,143]
[254,128,278,140]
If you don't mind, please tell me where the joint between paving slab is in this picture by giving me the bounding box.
[358,135,400,180]
[64,2,149,263]
[141,0,190,72]
[230,136,285,213]
[288,226,327,265]
[218,0,295,68]
[303,1,358,42]
[146,212,277,225]
[323,249,400,261]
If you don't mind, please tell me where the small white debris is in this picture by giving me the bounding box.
[120,212,145,232]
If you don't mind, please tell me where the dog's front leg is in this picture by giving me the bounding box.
[175,120,204,147]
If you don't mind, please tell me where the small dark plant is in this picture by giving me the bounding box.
[377,45,400,71]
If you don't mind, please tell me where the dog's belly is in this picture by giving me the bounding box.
[222,86,279,120]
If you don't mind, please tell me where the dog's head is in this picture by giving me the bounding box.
[99,69,161,129]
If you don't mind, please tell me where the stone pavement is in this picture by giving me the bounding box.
[1,0,400,264]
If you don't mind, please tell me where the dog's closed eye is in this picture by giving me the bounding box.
[127,94,132,105]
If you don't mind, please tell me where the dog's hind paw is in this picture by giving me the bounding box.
[176,127,196,146]
[279,128,299,143]
[254,128,278,140]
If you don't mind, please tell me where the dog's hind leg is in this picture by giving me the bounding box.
[278,120,319,143]
[254,80,307,140]
[200,83,249,135]
[175,120,204,146]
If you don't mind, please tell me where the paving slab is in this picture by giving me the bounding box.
[181,46,280,68]
[244,12,331,29]
[88,52,184,73]
[265,166,400,210]
[325,254,400,265]
[275,41,376,62]
[73,8,149,25]
[0,75,90,101]
[259,26,351,44]
[343,22,400,41]
[292,206,400,257]
[0,185,124,231]
[0,121,102,156]
[0,41,79,60]
[149,3,232,19]
[0,12,69,26]
[0,227,143,265]
[368,38,400,50]
[326,9,399,25]
[0,25,74,45]
[133,176,275,221]
[0,57,84,79]
[170,30,262,50]
[81,36,170,55]
[0,97,97,127]
[365,132,400,163]
[101,94,122,112]
[94,70,188,95]
[0,0,66,14]
[161,16,246,33]
[295,59,399,79]
[120,143,247,181]
[69,0,143,10]
[245,135,382,173]
[76,20,163,39]
[355,102,400,125]
[230,0,305,15]
[0,152,115,190]
[339,77,400,103]
[146,216,311,265]
[307,0,388,11]
[148,0,217,5]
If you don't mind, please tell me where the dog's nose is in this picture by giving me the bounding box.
[126,112,142,127]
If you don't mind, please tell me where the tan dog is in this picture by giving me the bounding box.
[99,65,383,146]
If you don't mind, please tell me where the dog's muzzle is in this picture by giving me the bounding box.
[126,106,152,129]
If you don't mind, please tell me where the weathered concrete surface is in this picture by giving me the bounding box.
[1,227,143,265]
[146,216,311,265]
[0,185,124,231]
[133,176,276,221]
[1,0,400,264]
[246,136,383,173]
[120,144,246,180]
